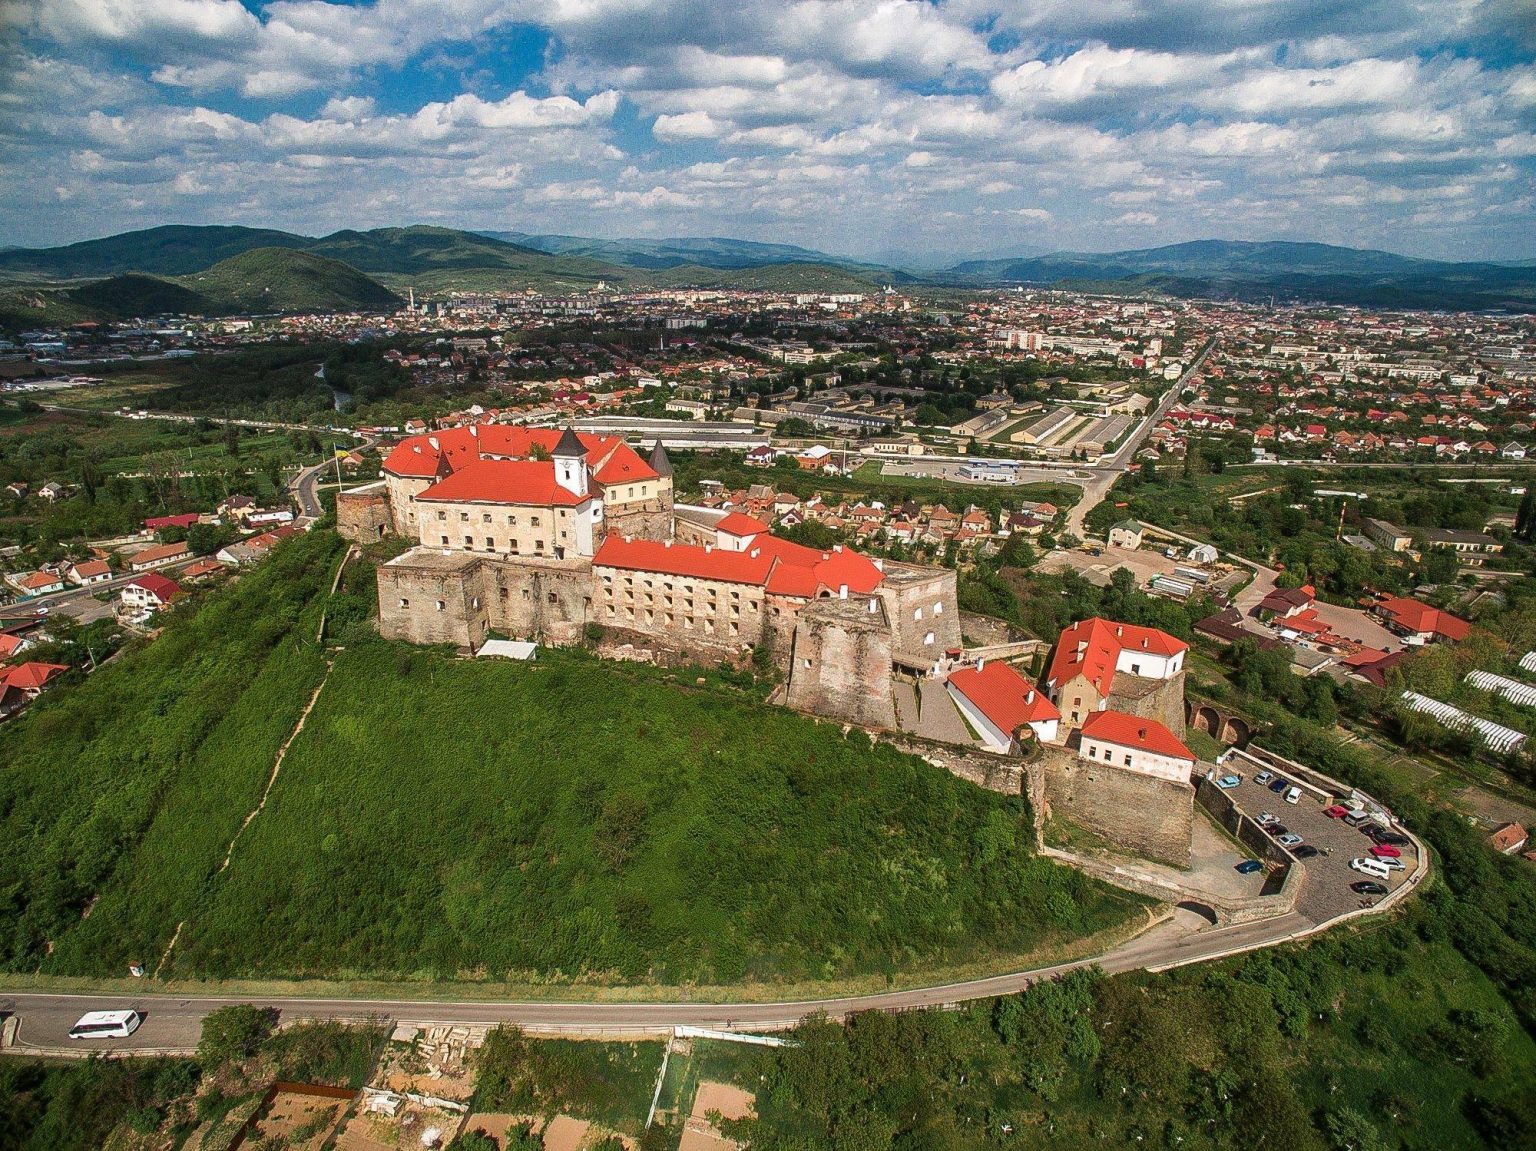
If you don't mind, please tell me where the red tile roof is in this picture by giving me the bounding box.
[1376,596,1471,641]
[1081,710,1195,762]
[130,541,190,566]
[144,513,199,530]
[382,425,658,488]
[715,512,769,538]
[594,534,884,599]
[127,573,183,602]
[947,660,1059,736]
[3,662,67,692]
[417,460,588,506]
[1047,617,1187,697]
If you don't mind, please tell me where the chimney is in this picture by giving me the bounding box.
[664,539,672,548]
[977,656,986,670]
[1115,625,1123,637]
[750,547,760,558]
[1026,689,1035,703]
[705,544,713,553]
[839,584,848,598]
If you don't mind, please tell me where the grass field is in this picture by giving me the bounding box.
[159,641,1141,984]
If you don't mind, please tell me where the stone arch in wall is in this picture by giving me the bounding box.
[1194,704,1221,737]
[1220,715,1252,746]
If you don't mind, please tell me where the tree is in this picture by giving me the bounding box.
[225,424,242,459]
[187,523,226,556]
[197,1004,277,1067]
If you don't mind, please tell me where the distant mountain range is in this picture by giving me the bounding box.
[935,239,1536,310]
[0,226,1531,326]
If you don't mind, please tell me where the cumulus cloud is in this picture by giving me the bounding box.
[0,0,1530,259]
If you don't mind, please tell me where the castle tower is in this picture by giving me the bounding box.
[553,426,589,500]
[648,440,675,511]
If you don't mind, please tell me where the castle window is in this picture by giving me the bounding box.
[729,621,739,635]
[482,513,492,524]
[923,631,935,645]
[1124,754,1133,766]
[437,510,446,520]
[933,601,943,614]
[460,512,469,522]
[913,607,923,621]
[548,593,558,605]
[485,537,494,549]
[508,515,517,525]
[535,540,544,552]
[464,535,473,547]
[1131,663,1141,675]
[522,589,531,600]
[440,535,449,546]
[435,600,445,611]
[803,657,812,668]
[398,598,409,608]
[471,597,480,609]
[532,516,541,527]
[500,587,509,599]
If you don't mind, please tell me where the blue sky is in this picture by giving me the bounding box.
[2,0,1533,263]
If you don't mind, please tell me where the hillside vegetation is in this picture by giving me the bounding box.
[0,530,346,974]
[182,247,401,312]
[165,641,1137,983]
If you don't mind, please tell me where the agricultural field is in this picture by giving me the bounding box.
[162,639,1140,985]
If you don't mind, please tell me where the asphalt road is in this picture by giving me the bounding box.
[1064,338,1216,538]
[0,907,1322,1055]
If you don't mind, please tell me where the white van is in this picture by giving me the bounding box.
[1284,785,1302,804]
[68,1009,143,1040]
[1349,857,1392,881]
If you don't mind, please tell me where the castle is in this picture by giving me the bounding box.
[337,424,959,724]
[339,427,1198,865]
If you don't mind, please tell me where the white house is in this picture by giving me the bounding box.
[65,559,112,586]
[1078,710,1197,784]
[946,659,1061,752]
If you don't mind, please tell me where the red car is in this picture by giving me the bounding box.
[1370,844,1403,859]
[1324,805,1349,819]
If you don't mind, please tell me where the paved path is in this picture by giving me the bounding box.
[915,678,977,744]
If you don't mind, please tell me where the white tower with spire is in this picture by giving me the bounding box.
[552,426,589,499]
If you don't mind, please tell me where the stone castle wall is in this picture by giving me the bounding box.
[376,554,489,649]
[336,483,392,542]
[1108,670,1189,739]
[784,599,898,729]
[1037,744,1193,867]
[483,559,593,647]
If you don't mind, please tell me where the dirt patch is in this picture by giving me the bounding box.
[1451,784,1536,830]
[679,1082,755,1151]
[335,1101,463,1151]
[541,1115,592,1151]
[246,1091,346,1150]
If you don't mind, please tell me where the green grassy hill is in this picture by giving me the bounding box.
[0,531,1141,986]
[180,247,401,312]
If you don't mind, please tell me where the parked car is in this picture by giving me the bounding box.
[1277,833,1303,847]
[1254,771,1273,787]
[1324,804,1349,819]
[1370,844,1403,859]
[69,1010,142,1040]
[1284,785,1303,804]
[1293,845,1321,859]
[1216,774,1241,789]
[1269,777,1291,793]
[1351,880,1389,896]
[1350,857,1393,879]
[1376,855,1407,871]
[1344,811,1374,827]
[1235,859,1264,874]
[1367,828,1410,846]
[1257,811,1279,826]
[1267,824,1290,838]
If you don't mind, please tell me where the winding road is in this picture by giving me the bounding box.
[0,903,1348,1056]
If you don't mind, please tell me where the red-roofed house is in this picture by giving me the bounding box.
[128,540,191,571]
[1372,596,1472,645]
[1046,617,1188,728]
[5,570,64,597]
[0,632,36,661]
[2,661,68,697]
[144,512,199,533]
[1490,822,1528,855]
[1080,710,1197,783]
[946,659,1060,750]
[714,512,770,550]
[65,559,112,586]
[121,573,183,612]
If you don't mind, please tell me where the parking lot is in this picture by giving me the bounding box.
[1220,769,1421,923]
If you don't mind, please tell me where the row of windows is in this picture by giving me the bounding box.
[440,535,550,554]
[1085,743,1135,767]
[605,604,740,635]
[437,509,546,528]
[911,600,945,622]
